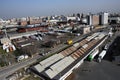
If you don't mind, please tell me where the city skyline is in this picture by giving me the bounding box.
[0,0,120,19]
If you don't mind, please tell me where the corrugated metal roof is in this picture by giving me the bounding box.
[82,44,88,49]
[81,47,86,52]
[45,69,56,79]
[61,51,67,57]
[45,56,75,78]
[40,54,63,67]
[79,49,84,54]
[34,64,45,72]
[73,43,80,48]
[76,50,82,56]
[70,54,77,60]
[74,52,80,58]
[86,32,100,41]
[32,32,108,80]
[60,46,77,57]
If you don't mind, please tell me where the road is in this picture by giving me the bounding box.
[0,54,42,80]
[0,26,107,80]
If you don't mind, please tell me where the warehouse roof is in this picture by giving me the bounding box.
[31,32,107,80]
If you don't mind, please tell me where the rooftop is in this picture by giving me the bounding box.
[31,32,107,80]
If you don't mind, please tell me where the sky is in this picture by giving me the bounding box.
[0,0,120,19]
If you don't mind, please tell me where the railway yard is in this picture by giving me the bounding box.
[0,1,120,79]
[0,24,119,80]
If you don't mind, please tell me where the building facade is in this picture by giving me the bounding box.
[100,12,109,25]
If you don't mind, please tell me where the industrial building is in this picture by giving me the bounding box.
[87,12,109,26]
[30,32,108,80]
[79,26,90,34]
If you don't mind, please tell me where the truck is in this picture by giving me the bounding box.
[97,50,106,62]
[17,55,29,62]
[67,40,73,45]
[88,49,99,61]
[104,44,109,50]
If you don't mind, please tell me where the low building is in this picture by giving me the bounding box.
[6,73,18,80]
[109,17,120,24]
[47,19,59,24]
[42,39,61,48]
[1,38,16,52]
[80,26,90,34]
[67,17,76,21]
[18,21,28,26]
[1,38,11,44]
[28,20,42,25]
[92,15,100,26]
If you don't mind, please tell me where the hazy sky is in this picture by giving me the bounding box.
[0,0,120,19]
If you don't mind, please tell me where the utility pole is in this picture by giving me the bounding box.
[4,28,8,38]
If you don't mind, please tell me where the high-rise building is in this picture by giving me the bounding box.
[100,12,109,25]
[92,15,99,26]
[87,14,99,26]
[87,15,92,25]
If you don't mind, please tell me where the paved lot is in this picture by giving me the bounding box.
[73,60,120,80]
[72,31,120,80]
[0,55,42,80]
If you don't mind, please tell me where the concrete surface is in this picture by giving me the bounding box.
[73,60,120,80]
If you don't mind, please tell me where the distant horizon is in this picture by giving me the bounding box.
[0,0,120,20]
[0,11,111,20]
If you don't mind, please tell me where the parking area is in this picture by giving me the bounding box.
[70,60,120,80]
